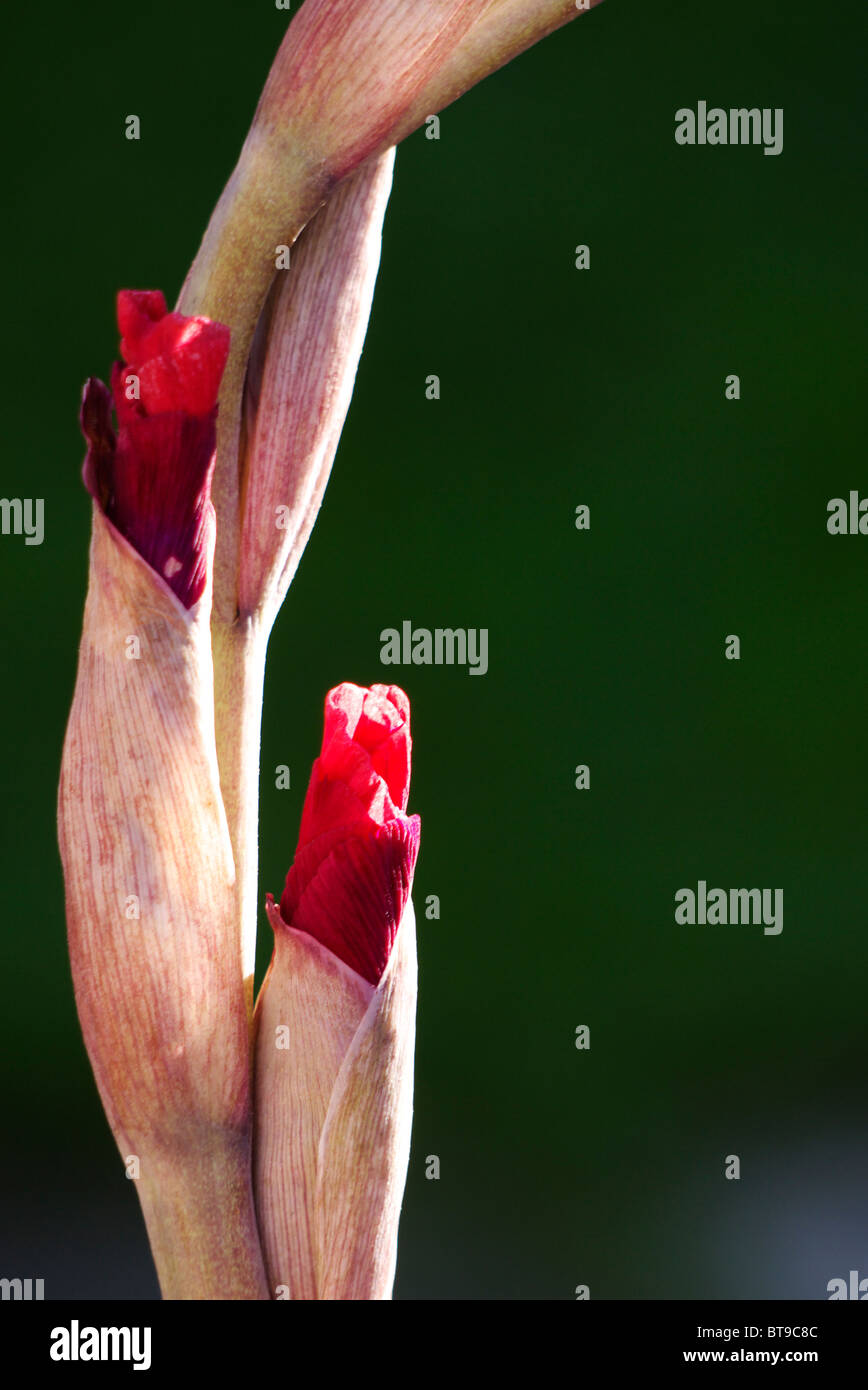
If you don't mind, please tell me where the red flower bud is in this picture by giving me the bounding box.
[61,297,264,1293]
[256,682,420,1297]
[80,290,230,608]
[279,683,420,985]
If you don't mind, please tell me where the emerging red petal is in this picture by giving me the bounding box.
[116,288,168,350]
[118,291,230,417]
[300,684,412,842]
[79,291,230,607]
[278,683,420,984]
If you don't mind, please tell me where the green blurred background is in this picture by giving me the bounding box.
[1,0,866,1299]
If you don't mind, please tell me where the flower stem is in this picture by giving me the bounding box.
[211,614,269,1018]
[137,1131,270,1299]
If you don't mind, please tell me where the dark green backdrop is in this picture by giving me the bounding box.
[2,0,866,1298]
